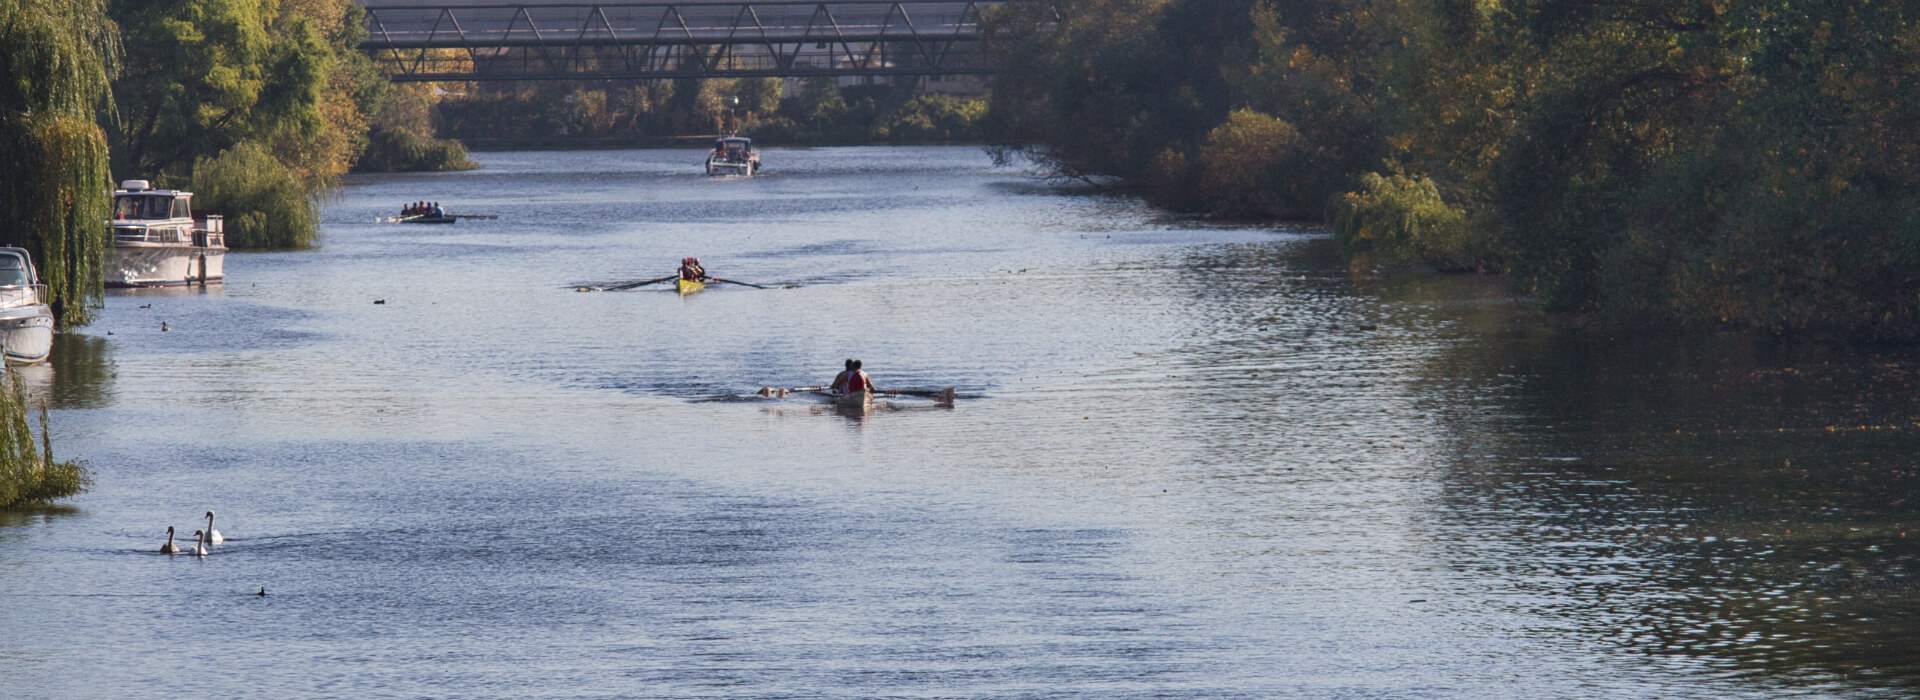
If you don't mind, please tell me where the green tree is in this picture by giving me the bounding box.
[0,0,119,327]
[107,0,330,182]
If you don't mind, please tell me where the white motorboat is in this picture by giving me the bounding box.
[705,136,760,176]
[0,247,54,365]
[107,180,226,287]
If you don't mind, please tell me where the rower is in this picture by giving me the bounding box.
[829,359,856,393]
[838,359,874,394]
[679,257,706,281]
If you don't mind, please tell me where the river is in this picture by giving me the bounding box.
[1,146,1914,698]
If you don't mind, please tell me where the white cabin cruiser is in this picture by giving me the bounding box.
[108,180,226,287]
[706,136,760,176]
[0,248,54,365]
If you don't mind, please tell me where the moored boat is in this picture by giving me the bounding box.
[676,278,706,295]
[107,180,226,287]
[705,136,760,176]
[0,248,55,365]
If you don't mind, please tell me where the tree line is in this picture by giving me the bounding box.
[430,76,985,146]
[2,0,472,328]
[986,0,1920,340]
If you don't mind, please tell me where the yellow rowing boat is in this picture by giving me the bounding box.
[676,278,705,295]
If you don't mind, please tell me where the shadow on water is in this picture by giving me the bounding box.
[1420,319,1920,692]
[1146,236,1916,693]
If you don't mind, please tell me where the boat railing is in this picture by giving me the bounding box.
[114,225,189,245]
[114,221,224,248]
[0,284,47,310]
[195,214,225,249]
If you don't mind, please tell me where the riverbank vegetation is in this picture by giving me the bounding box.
[106,0,463,250]
[987,0,1920,340]
[433,77,986,145]
[0,370,90,509]
[0,0,118,328]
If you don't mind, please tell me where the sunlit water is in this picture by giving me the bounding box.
[1,147,1913,698]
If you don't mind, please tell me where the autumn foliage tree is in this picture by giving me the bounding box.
[989,0,1920,339]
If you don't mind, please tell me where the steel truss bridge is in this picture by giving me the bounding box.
[359,1,1004,82]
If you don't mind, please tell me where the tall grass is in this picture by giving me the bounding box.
[0,368,89,509]
[190,143,319,249]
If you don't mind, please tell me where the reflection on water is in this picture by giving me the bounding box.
[46,332,114,409]
[1421,327,1920,693]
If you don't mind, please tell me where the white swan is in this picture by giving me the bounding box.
[160,526,178,554]
[191,529,209,557]
[204,510,224,544]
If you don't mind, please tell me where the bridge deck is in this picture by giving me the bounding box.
[359,1,1002,80]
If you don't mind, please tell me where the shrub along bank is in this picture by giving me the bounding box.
[985,0,1920,340]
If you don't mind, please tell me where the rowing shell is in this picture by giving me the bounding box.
[827,390,873,410]
[676,278,705,295]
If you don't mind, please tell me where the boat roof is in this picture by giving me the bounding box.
[719,136,751,144]
[113,179,190,196]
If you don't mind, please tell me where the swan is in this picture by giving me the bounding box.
[160,526,178,554]
[191,529,209,557]
[203,510,224,544]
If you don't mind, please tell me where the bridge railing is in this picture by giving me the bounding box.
[363,1,1004,81]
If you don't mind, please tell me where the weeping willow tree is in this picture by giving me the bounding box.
[0,367,89,509]
[0,0,118,328]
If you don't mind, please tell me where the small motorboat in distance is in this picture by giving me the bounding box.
[108,180,226,287]
[706,136,759,176]
[0,247,54,365]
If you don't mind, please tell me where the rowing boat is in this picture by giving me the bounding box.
[827,390,873,411]
[676,278,705,295]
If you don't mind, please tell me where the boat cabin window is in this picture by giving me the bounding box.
[172,196,191,219]
[115,194,175,220]
[0,255,27,287]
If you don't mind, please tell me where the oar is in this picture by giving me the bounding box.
[757,386,825,397]
[573,275,677,292]
[882,388,957,401]
[451,214,497,220]
[706,277,770,289]
[605,275,679,291]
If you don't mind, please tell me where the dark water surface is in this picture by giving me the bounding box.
[2,147,1914,698]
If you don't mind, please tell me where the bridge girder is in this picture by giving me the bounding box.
[361,2,1003,82]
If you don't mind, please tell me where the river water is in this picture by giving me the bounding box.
[2,147,1914,698]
